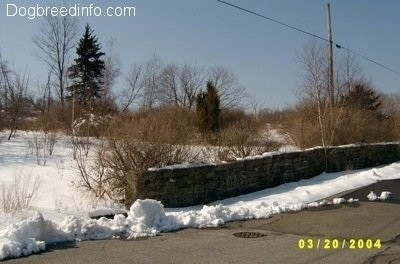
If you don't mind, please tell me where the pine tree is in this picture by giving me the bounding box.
[206,81,220,132]
[68,24,105,106]
[196,91,208,131]
[341,82,381,111]
[196,81,220,133]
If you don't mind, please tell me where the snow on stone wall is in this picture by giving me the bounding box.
[127,143,400,207]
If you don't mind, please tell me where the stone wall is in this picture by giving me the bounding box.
[126,143,400,207]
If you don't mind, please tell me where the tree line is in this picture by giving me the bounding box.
[0,14,247,137]
[0,12,398,145]
[2,10,399,201]
[31,14,246,115]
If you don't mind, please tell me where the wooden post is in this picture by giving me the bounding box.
[327,2,335,146]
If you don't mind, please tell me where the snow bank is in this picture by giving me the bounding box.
[0,200,164,260]
[0,197,358,260]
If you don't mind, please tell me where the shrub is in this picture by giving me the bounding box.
[218,107,248,129]
[333,106,396,144]
[74,107,199,201]
[0,172,40,214]
[217,117,282,160]
[285,100,397,149]
[285,103,323,148]
[196,81,220,133]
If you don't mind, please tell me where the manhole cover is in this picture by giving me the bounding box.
[233,232,267,239]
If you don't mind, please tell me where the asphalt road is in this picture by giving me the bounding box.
[4,180,400,264]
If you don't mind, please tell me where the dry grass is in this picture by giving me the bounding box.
[0,172,40,214]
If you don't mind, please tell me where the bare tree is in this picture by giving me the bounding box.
[335,51,363,99]
[292,41,367,148]
[31,72,52,113]
[5,69,29,140]
[297,42,328,104]
[120,56,246,110]
[248,95,264,121]
[159,63,179,107]
[141,54,162,109]
[296,41,330,148]
[33,6,78,110]
[159,63,204,109]
[207,66,247,109]
[120,64,144,111]
[102,38,121,104]
[0,54,10,110]
[0,54,30,139]
[178,63,204,109]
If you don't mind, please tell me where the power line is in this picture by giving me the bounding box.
[340,46,400,76]
[216,0,400,77]
[216,0,327,42]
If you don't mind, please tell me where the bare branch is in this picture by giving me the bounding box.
[33,4,78,109]
[120,64,144,112]
[207,66,247,109]
[159,63,204,109]
[178,63,204,109]
[141,54,163,109]
[102,38,121,103]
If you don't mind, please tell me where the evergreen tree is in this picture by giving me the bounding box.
[196,91,208,131]
[196,81,220,133]
[206,81,220,132]
[68,24,105,105]
[341,82,381,111]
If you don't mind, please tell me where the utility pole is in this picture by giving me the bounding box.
[326,2,335,145]
[327,2,334,107]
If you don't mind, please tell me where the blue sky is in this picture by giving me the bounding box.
[0,0,399,109]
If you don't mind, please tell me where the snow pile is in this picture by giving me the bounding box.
[332,198,346,204]
[367,191,393,201]
[0,200,171,260]
[380,191,393,200]
[127,199,178,235]
[0,213,46,259]
[347,198,360,203]
[367,191,379,201]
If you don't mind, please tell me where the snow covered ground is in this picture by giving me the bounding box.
[0,131,399,260]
